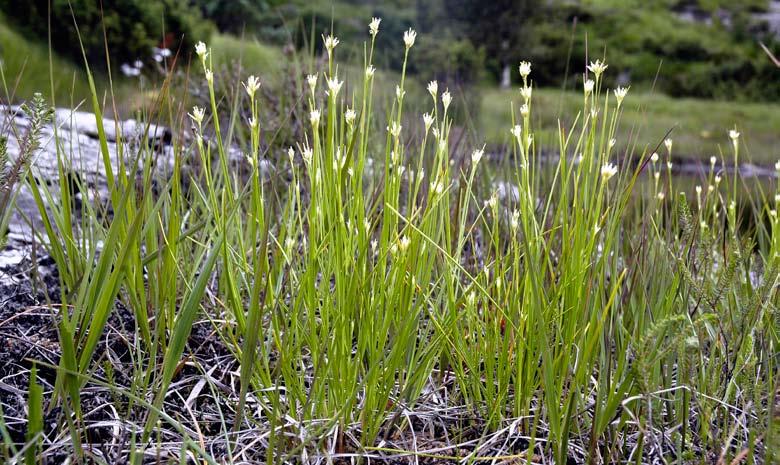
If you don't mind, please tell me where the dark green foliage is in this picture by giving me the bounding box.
[190,0,282,34]
[0,0,212,69]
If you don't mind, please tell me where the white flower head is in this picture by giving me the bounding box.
[427,80,438,99]
[310,109,321,126]
[520,85,532,101]
[403,28,417,49]
[395,85,405,100]
[708,184,714,193]
[306,74,317,91]
[650,152,659,163]
[667,161,673,170]
[423,112,434,131]
[510,125,522,140]
[518,61,532,79]
[657,191,665,201]
[287,146,295,163]
[715,174,722,184]
[189,106,205,125]
[388,122,402,137]
[442,90,452,111]
[471,147,485,166]
[584,79,595,95]
[510,209,520,230]
[369,17,381,37]
[775,160,780,172]
[664,138,673,153]
[244,75,261,98]
[302,145,313,164]
[609,138,617,149]
[365,65,376,78]
[487,192,499,210]
[520,103,529,117]
[205,69,214,84]
[710,156,717,166]
[654,171,660,181]
[601,163,618,181]
[695,185,702,195]
[345,108,357,125]
[587,59,608,77]
[195,41,208,59]
[614,86,629,106]
[729,129,740,149]
[324,35,339,53]
[327,77,343,97]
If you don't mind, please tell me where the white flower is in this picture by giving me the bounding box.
[369,17,381,37]
[189,106,205,125]
[423,113,434,131]
[775,194,780,203]
[667,161,673,170]
[584,79,595,94]
[306,74,317,91]
[327,77,343,97]
[365,65,376,78]
[715,174,722,184]
[324,35,339,54]
[601,163,618,181]
[520,85,532,101]
[708,184,714,193]
[695,185,702,195]
[650,152,659,163]
[654,171,660,181]
[471,147,485,166]
[587,59,608,77]
[510,209,520,230]
[403,28,417,49]
[248,117,258,129]
[487,192,499,209]
[195,41,208,58]
[664,138,673,153]
[244,75,260,98]
[287,146,295,163]
[657,191,665,200]
[205,69,213,84]
[510,125,522,140]
[395,85,405,100]
[775,160,780,172]
[388,122,402,137]
[345,108,357,125]
[427,80,438,99]
[518,61,532,79]
[520,104,529,117]
[710,156,717,166]
[609,138,616,149]
[302,145,313,164]
[614,86,629,106]
[729,129,740,142]
[399,235,411,252]
[431,179,445,194]
[310,109,321,126]
[442,90,452,111]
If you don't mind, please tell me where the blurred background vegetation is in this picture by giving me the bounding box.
[0,0,779,159]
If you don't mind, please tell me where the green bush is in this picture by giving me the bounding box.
[0,0,212,70]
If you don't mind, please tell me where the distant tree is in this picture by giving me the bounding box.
[190,0,288,34]
[442,0,539,82]
[0,0,211,70]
